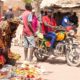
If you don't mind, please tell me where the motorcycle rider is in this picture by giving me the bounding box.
[62,12,78,36]
[61,12,73,31]
[62,13,71,27]
[42,8,57,48]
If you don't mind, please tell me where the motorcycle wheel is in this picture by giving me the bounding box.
[34,48,49,61]
[66,48,80,67]
[53,42,65,56]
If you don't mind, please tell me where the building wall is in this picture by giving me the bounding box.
[4,0,25,16]
[0,0,3,15]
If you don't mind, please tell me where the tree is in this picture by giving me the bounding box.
[33,0,42,14]
[22,0,43,14]
[23,0,32,3]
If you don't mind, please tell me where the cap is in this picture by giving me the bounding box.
[47,9,52,13]
[32,9,35,12]
[9,6,12,10]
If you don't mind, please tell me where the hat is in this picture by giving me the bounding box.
[47,9,52,13]
[9,6,12,10]
[32,9,35,12]
[8,6,13,11]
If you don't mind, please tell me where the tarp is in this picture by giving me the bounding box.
[40,0,58,8]
[40,0,80,8]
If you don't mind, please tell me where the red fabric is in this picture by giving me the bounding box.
[42,16,56,34]
[22,10,33,36]
[0,14,2,22]
[0,55,5,65]
[66,26,73,32]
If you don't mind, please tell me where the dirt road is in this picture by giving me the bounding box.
[11,46,80,80]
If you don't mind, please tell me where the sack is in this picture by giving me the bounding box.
[36,31,44,39]
[56,32,66,41]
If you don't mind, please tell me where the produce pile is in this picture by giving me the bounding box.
[0,61,45,80]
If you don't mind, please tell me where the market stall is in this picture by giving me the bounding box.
[0,61,45,80]
[40,0,80,23]
[40,0,80,8]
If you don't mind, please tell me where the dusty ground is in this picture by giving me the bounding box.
[11,46,80,80]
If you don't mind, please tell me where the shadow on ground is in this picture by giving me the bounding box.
[37,57,67,65]
[46,57,67,65]
[37,57,80,67]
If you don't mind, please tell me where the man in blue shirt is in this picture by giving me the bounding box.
[62,13,72,27]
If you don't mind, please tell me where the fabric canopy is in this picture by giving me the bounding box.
[40,0,80,8]
[40,0,58,8]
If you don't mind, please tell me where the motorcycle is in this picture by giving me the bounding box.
[65,30,80,66]
[34,27,80,67]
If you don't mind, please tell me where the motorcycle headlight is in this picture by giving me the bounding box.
[69,30,75,36]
